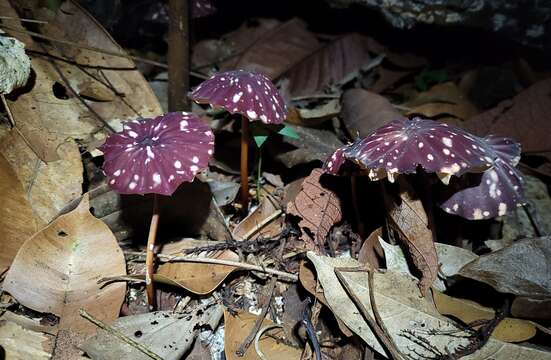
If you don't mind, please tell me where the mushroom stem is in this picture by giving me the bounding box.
[145,194,160,309]
[240,116,250,212]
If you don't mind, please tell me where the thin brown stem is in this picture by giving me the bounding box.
[167,0,190,111]
[240,116,250,212]
[145,195,160,310]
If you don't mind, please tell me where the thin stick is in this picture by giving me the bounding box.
[254,324,284,360]
[145,195,160,310]
[241,209,283,241]
[167,0,190,111]
[240,116,250,212]
[0,94,15,127]
[79,309,163,360]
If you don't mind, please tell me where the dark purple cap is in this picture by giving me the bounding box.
[324,118,495,184]
[440,135,525,219]
[99,112,214,196]
[191,70,287,124]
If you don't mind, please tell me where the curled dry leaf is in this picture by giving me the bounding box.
[384,181,438,296]
[463,78,551,159]
[287,168,343,252]
[459,236,551,298]
[156,249,240,295]
[432,290,537,343]
[3,195,126,338]
[0,153,37,273]
[307,252,551,360]
[341,89,405,140]
[232,194,283,241]
[223,310,301,360]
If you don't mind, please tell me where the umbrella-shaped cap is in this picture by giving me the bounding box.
[440,135,526,220]
[191,70,287,124]
[100,112,214,196]
[325,118,496,184]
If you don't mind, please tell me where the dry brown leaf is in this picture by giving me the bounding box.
[0,153,37,273]
[220,18,320,80]
[384,181,438,296]
[232,194,283,241]
[0,320,52,360]
[284,33,373,97]
[287,168,343,252]
[156,249,240,295]
[3,195,126,345]
[341,89,405,139]
[405,82,479,123]
[357,227,384,269]
[463,78,551,159]
[433,290,537,343]
[2,0,162,161]
[223,310,302,360]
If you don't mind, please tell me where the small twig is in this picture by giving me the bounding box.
[0,16,47,24]
[79,309,162,360]
[254,324,284,360]
[0,94,15,127]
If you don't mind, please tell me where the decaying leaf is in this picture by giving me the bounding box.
[384,182,438,296]
[463,78,551,159]
[0,320,52,360]
[287,168,343,252]
[459,236,551,298]
[286,98,341,127]
[232,194,283,241]
[404,82,479,123]
[307,252,551,360]
[0,153,37,273]
[82,303,223,360]
[432,290,537,343]
[3,195,126,339]
[0,29,31,95]
[157,248,240,295]
[341,89,405,139]
[224,310,301,360]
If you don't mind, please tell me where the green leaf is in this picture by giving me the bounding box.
[253,135,268,148]
[415,69,448,92]
[278,125,300,139]
[46,0,64,11]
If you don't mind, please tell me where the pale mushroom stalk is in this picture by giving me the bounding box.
[240,116,250,211]
[145,194,160,308]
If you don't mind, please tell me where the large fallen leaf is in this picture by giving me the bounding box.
[379,237,478,291]
[3,195,126,338]
[341,89,405,139]
[287,168,342,251]
[283,33,374,96]
[307,252,551,359]
[157,248,240,295]
[463,79,551,159]
[0,320,52,360]
[0,153,37,273]
[2,0,162,161]
[0,128,83,225]
[384,182,438,296]
[404,82,479,123]
[459,236,551,298]
[224,310,301,360]
[82,303,223,360]
[432,290,537,343]
[220,18,320,80]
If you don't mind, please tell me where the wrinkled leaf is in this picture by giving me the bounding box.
[287,168,342,251]
[433,290,537,343]
[0,153,37,273]
[3,195,126,337]
[384,182,438,296]
[82,303,223,360]
[341,89,405,139]
[224,310,301,360]
[459,236,551,298]
[307,252,551,359]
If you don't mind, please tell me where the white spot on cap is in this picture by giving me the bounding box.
[232,92,243,103]
[174,160,182,169]
[418,142,424,148]
[128,131,138,138]
[443,148,451,155]
[498,203,507,216]
[473,208,483,219]
[146,146,155,159]
[180,120,189,130]
[190,165,199,173]
[192,156,199,163]
[427,154,434,160]
[133,174,139,181]
[129,182,137,190]
[442,137,453,147]
[483,211,490,217]
[153,173,161,184]
[247,110,258,119]
[113,169,121,176]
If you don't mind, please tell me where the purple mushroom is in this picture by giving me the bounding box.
[100,112,214,308]
[325,117,495,184]
[440,135,526,220]
[191,69,287,211]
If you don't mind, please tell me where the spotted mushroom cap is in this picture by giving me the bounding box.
[192,0,216,18]
[324,118,496,184]
[191,70,287,124]
[99,112,214,196]
[440,135,526,220]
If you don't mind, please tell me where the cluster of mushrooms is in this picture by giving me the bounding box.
[99,69,526,308]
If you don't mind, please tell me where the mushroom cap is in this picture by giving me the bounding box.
[100,112,214,196]
[190,70,287,124]
[324,118,495,184]
[440,135,526,220]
